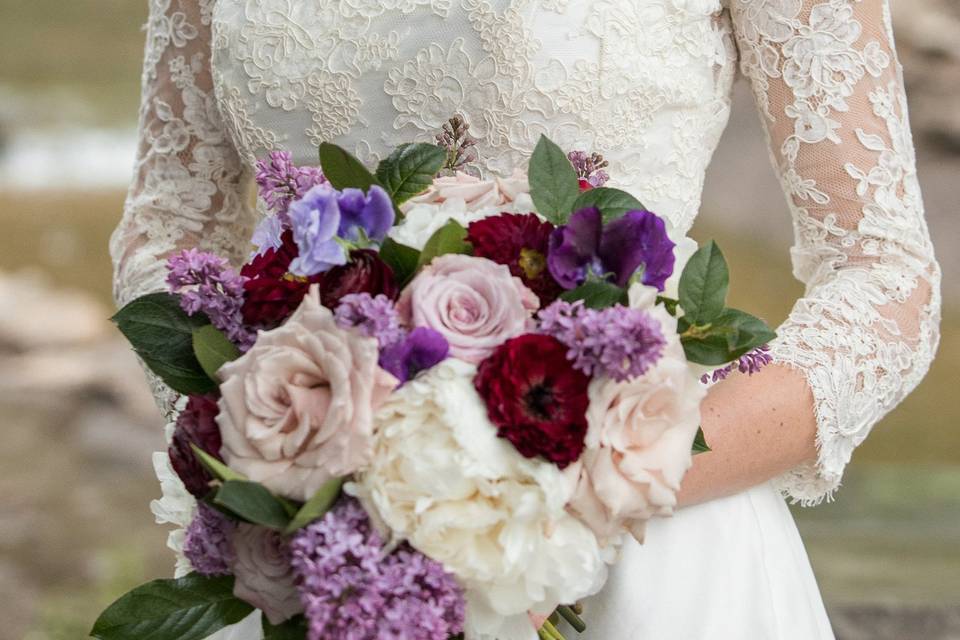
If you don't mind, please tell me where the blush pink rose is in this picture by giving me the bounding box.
[566,308,706,543]
[397,254,539,363]
[216,286,398,501]
[401,169,529,212]
[231,524,302,624]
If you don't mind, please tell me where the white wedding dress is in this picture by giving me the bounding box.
[112,1,942,638]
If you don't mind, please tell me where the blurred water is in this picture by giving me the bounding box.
[0,128,136,191]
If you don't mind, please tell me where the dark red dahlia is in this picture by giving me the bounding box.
[316,249,400,308]
[467,213,564,306]
[474,334,590,468]
[169,394,223,498]
[242,230,298,280]
[241,230,313,327]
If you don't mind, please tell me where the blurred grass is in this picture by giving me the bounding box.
[0,0,147,125]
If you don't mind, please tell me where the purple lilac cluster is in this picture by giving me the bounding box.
[255,150,327,219]
[539,300,667,382]
[568,150,610,188]
[290,498,465,640]
[183,503,236,577]
[167,249,255,349]
[334,293,406,349]
[701,344,773,384]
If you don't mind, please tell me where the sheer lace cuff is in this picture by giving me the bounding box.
[730,0,942,504]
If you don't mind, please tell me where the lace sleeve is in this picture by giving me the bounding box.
[110,0,257,416]
[728,0,942,504]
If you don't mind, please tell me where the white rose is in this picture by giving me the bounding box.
[567,306,707,542]
[350,359,609,640]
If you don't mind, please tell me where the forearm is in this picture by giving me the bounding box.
[677,364,818,508]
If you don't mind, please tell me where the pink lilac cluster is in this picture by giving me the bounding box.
[290,498,465,640]
[701,344,773,384]
[538,300,667,382]
[568,150,610,188]
[167,249,255,349]
[255,150,328,218]
[183,503,236,577]
[333,293,405,349]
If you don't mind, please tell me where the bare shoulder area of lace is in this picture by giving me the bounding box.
[730,0,941,504]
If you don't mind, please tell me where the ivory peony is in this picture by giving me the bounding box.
[350,359,610,640]
[566,305,706,543]
[216,286,397,501]
[397,254,539,363]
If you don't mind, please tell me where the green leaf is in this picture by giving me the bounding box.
[656,295,680,317]
[375,143,447,205]
[192,325,241,382]
[678,241,729,325]
[214,480,292,530]
[559,281,627,309]
[90,573,253,640]
[285,477,344,534]
[679,309,776,366]
[318,142,381,192]
[379,237,421,286]
[111,293,216,395]
[692,427,711,455]
[571,187,646,222]
[417,219,472,269]
[263,616,309,640]
[528,135,580,224]
[191,445,247,483]
[717,308,777,356]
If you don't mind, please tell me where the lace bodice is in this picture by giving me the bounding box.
[111,0,941,505]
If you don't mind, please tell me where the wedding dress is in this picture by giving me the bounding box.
[111,1,941,638]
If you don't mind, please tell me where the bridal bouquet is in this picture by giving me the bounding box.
[92,121,775,640]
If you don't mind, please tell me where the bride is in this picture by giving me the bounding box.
[111,1,941,638]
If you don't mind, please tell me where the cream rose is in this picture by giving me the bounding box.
[350,359,610,640]
[567,306,707,543]
[397,254,539,363]
[216,286,398,501]
[401,169,529,212]
[231,524,302,625]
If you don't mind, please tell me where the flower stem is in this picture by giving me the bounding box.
[557,605,587,633]
[542,620,567,640]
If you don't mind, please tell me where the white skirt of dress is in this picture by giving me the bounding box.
[578,481,835,640]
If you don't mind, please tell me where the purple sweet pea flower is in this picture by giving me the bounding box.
[547,207,676,291]
[379,328,449,383]
[337,185,395,243]
[288,185,348,277]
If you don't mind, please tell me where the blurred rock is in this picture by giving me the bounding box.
[893,0,960,154]
[833,604,960,640]
[0,271,107,352]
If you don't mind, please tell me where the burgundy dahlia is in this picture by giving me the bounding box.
[169,394,223,498]
[316,249,400,309]
[241,230,314,327]
[467,213,563,305]
[474,334,590,468]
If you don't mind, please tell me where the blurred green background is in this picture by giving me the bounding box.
[0,1,957,639]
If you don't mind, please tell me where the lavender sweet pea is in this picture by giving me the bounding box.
[547,207,676,291]
[288,186,349,277]
[379,328,450,384]
[288,185,397,277]
[336,185,395,243]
